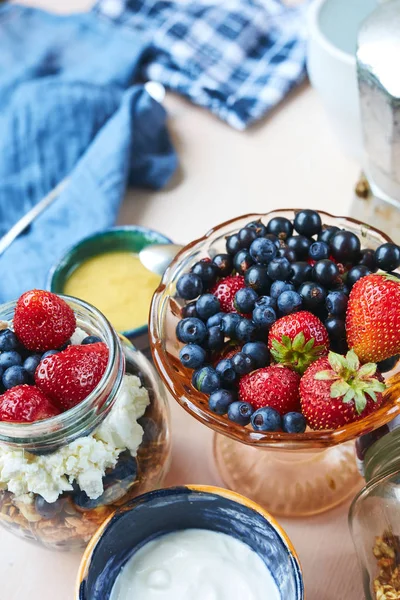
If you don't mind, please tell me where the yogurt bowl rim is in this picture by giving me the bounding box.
[308,0,357,67]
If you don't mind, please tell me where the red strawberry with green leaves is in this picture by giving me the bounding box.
[238,365,300,413]
[210,275,245,313]
[14,290,76,352]
[268,311,329,374]
[346,273,400,363]
[300,350,386,430]
[35,342,109,410]
[0,385,60,422]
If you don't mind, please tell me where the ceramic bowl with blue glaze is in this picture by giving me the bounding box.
[77,485,304,600]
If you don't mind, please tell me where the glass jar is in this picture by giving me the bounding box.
[0,297,171,551]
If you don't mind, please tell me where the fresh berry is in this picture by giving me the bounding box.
[220,313,242,338]
[235,319,258,342]
[346,273,400,362]
[207,312,225,328]
[234,288,258,314]
[249,238,277,264]
[330,230,361,262]
[103,451,138,487]
[290,262,312,286]
[265,234,281,249]
[212,254,233,277]
[176,318,207,344]
[358,248,377,271]
[278,247,297,262]
[0,351,22,370]
[35,342,109,410]
[176,273,203,300]
[232,352,255,375]
[312,259,340,287]
[266,216,293,240]
[300,350,386,430]
[298,281,326,312]
[244,265,271,295]
[242,342,269,368]
[14,290,76,352]
[0,329,20,352]
[377,355,400,373]
[326,291,348,316]
[324,317,346,340]
[192,366,221,394]
[81,335,102,345]
[227,401,254,425]
[277,291,302,315]
[41,350,59,360]
[226,234,241,255]
[23,354,42,376]
[282,412,307,433]
[309,241,329,261]
[35,496,63,519]
[3,366,29,389]
[268,311,329,374]
[210,275,246,313]
[252,304,277,328]
[238,227,258,248]
[318,226,340,244]
[179,344,206,369]
[196,294,221,320]
[238,365,300,413]
[205,325,225,352]
[233,249,253,275]
[0,385,60,422]
[374,243,400,272]
[191,260,218,289]
[209,389,236,414]
[294,210,322,237]
[255,295,277,309]
[346,265,372,288]
[246,220,267,237]
[251,406,282,431]
[270,280,295,299]
[287,236,312,260]
[181,302,198,319]
[267,258,292,281]
[215,359,236,384]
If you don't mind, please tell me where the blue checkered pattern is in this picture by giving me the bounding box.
[94,0,308,130]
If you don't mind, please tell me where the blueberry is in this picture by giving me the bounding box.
[191,260,219,289]
[244,265,272,295]
[206,312,225,328]
[209,389,236,414]
[330,337,349,354]
[0,330,20,352]
[196,294,221,320]
[277,291,302,315]
[193,366,221,394]
[266,216,293,240]
[3,366,29,389]
[206,326,225,351]
[358,248,377,271]
[267,258,292,281]
[242,342,269,368]
[249,238,277,264]
[58,340,71,350]
[0,351,22,370]
[246,220,267,237]
[228,401,254,426]
[255,295,277,309]
[290,261,313,286]
[82,335,102,345]
[312,259,340,286]
[325,317,346,340]
[309,241,330,261]
[234,288,258,314]
[270,280,295,299]
[179,344,206,369]
[287,236,313,260]
[176,273,203,300]
[232,352,255,375]
[215,359,236,384]
[103,451,138,486]
[73,490,101,510]
[346,265,372,287]
[221,313,242,338]
[238,227,258,248]
[226,234,241,255]
[213,254,233,277]
[298,281,326,311]
[251,407,282,432]
[278,247,297,262]
[235,319,258,342]
[318,225,340,244]
[330,231,361,263]
[377,355,400,373]
[41,349,60,360]
[326,291,348,316]
[252,304,277,328]
[294,210,322,237]
[375,243,400,272]
[35,496,63,519]
[282,412,307,434]
[181,302,199,319]
[176,318,207,344]
[264,234,282,249]
[233,249,254,274]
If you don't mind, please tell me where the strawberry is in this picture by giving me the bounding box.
[300,350,386,430]
[35,342,109,410]
[268,311,329,374]
[210,275,245,313]
[238,365,300,413]
[14,290,76,352]
[0,385,60,422]
[346,273,400,363]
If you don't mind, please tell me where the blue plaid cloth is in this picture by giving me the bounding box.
[94,0,308,130]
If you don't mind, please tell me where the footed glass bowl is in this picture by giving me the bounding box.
[150,210,400,517]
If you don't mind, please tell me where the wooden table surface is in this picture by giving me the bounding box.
[4,1,399,598]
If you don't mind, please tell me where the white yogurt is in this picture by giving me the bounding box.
[110,529,281,600]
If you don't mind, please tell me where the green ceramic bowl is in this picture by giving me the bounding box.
[47,226,172,346]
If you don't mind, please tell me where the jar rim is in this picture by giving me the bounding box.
[349,465,400,529]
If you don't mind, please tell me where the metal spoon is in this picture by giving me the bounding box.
[139,243,183,276]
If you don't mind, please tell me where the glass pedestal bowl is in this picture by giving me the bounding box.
[150,210,400,518]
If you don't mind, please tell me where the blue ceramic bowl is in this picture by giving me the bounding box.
[47,226,172,346]
[77,485,304,600]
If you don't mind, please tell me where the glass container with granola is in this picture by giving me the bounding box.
[0,290,171,551]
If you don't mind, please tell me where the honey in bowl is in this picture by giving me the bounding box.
[64,251,160,332]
